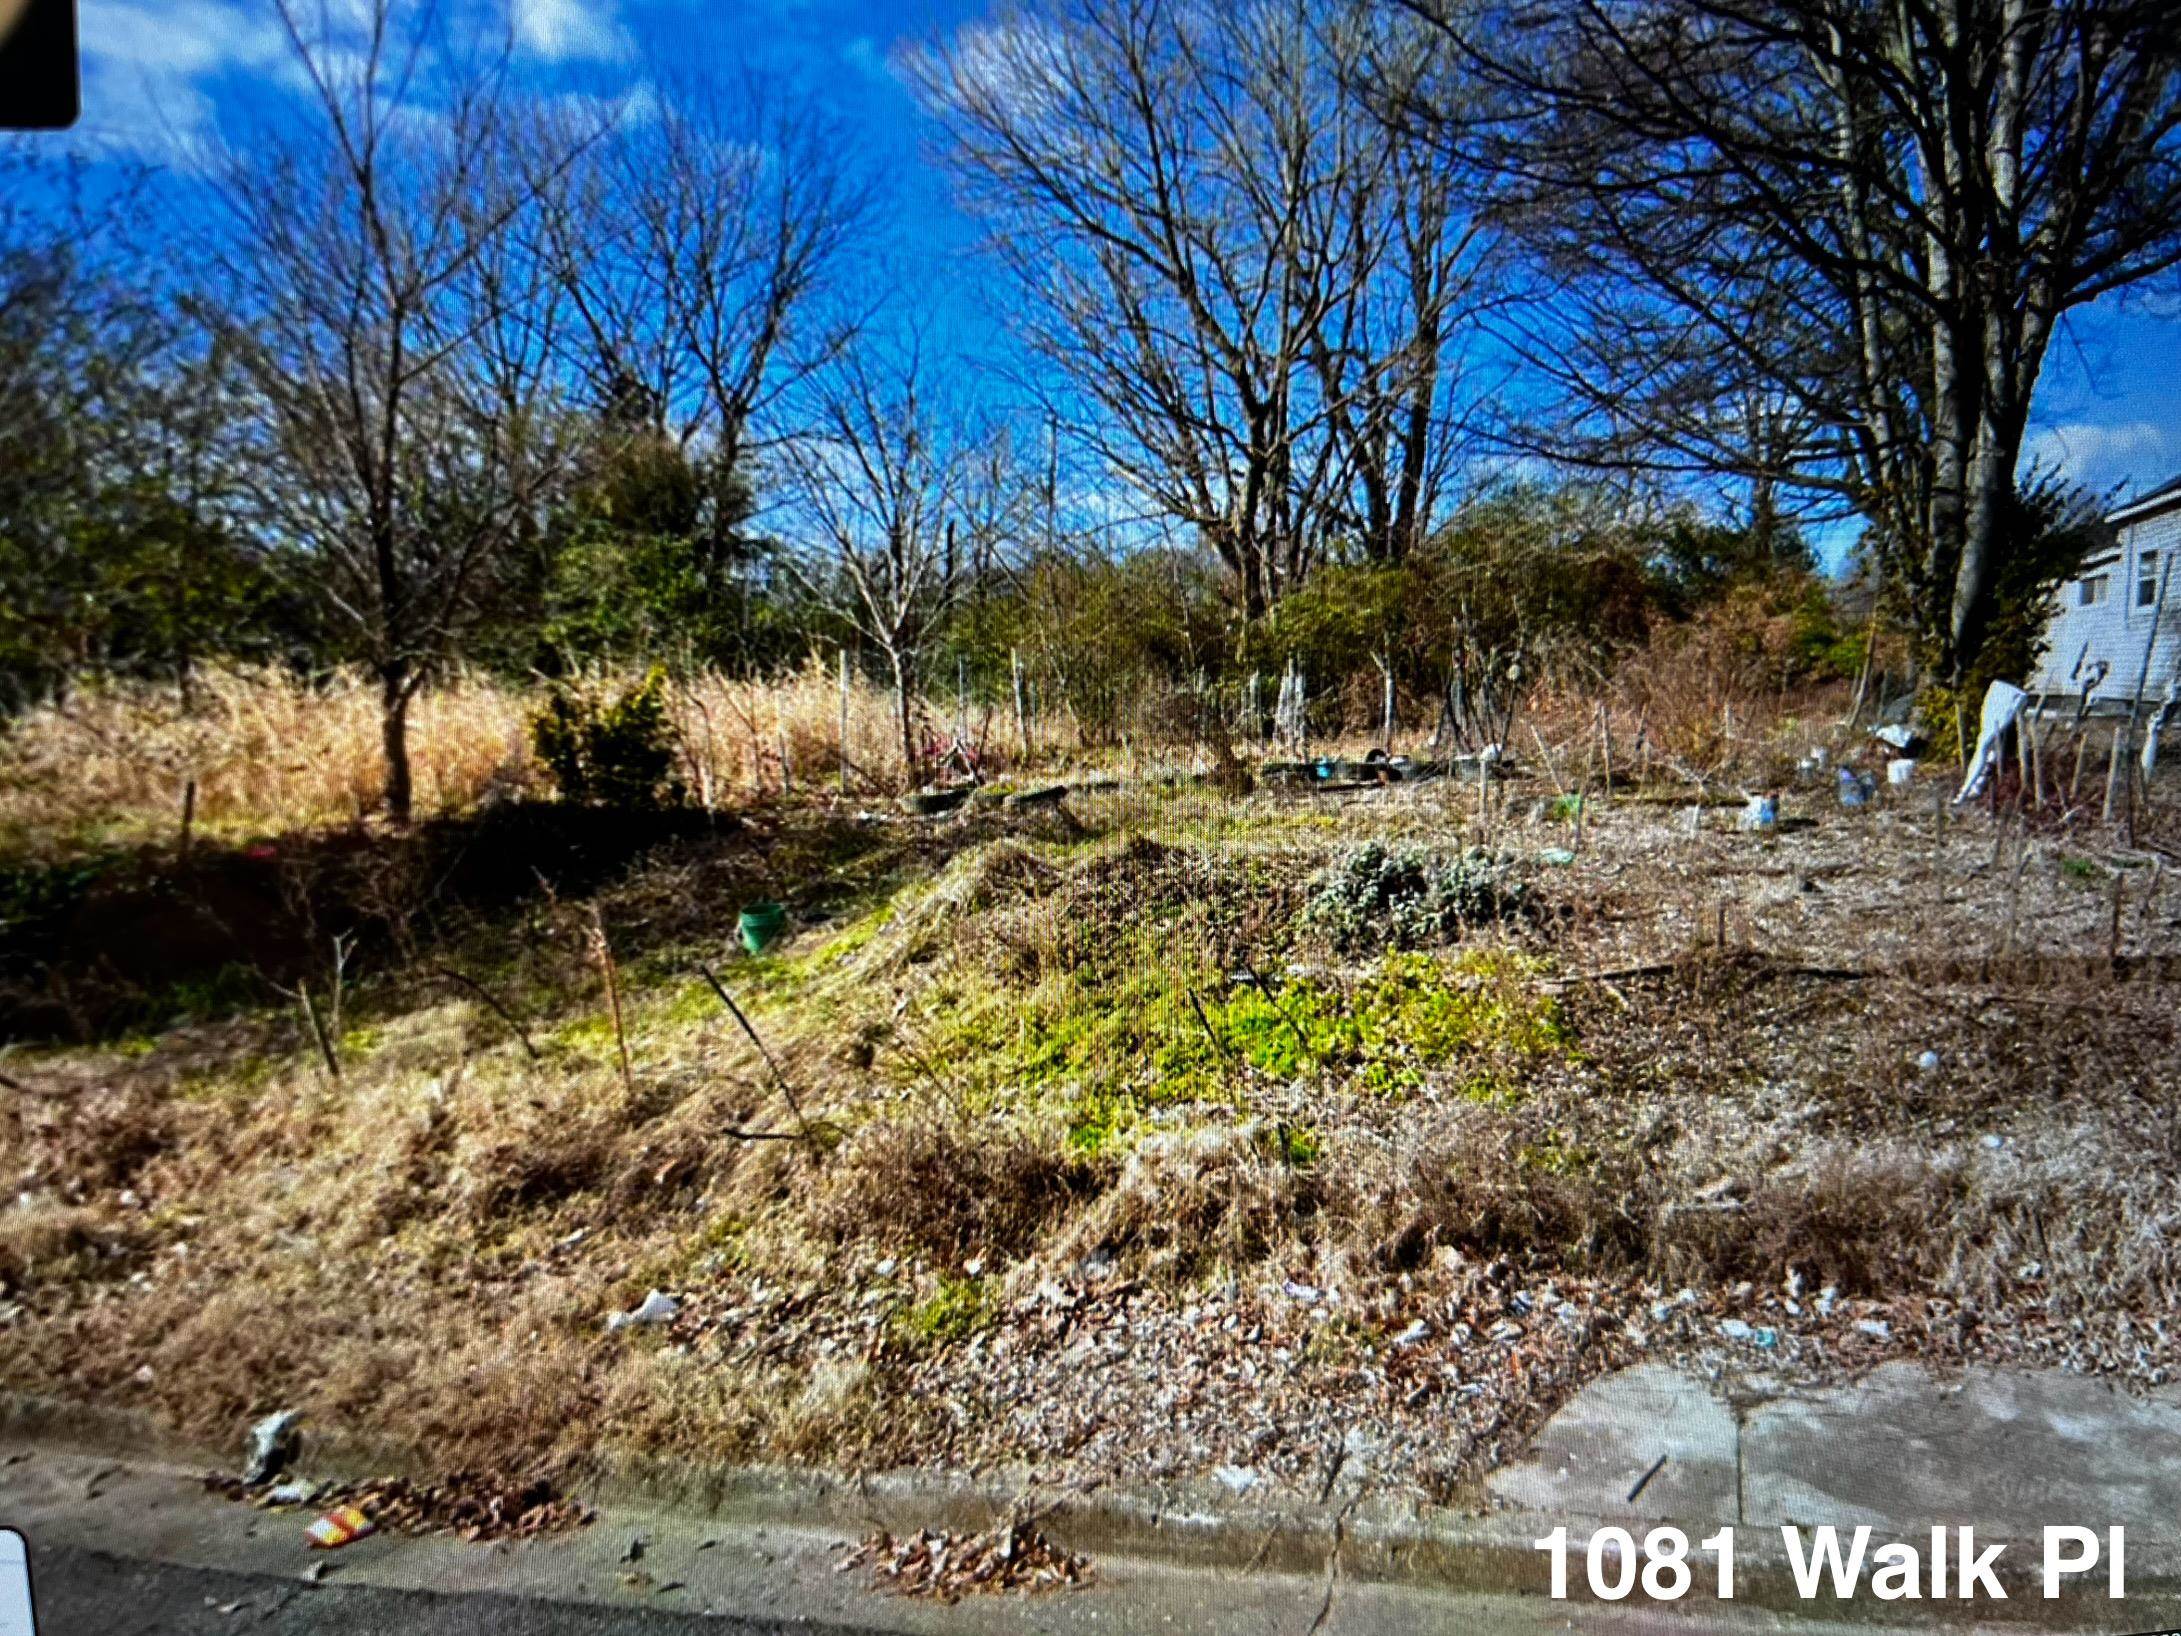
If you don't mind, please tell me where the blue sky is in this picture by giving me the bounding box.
[61,0,2181,513]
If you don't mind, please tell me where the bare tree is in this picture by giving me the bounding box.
[200,0,593,822]
[542,65,878,474]
[911,0,1492,618]
[1399,0,2181,682]
[778,336,1017,782]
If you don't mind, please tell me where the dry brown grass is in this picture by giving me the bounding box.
[3,753,2179,1497]
[0,668,535,849]
[0,660,1067,859]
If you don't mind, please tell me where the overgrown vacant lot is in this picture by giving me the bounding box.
[3,772,2178,1504]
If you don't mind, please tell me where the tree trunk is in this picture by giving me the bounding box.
[890,648,918,791]
[380,662,414,826]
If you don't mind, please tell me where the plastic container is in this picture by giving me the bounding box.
[1886,757,1917,787]
[738,900,786,954]
[1837,766,1874,808]
[1738,792,1779,831]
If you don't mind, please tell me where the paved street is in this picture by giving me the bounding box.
[28,1542,831,1636]
[15,1359,2181,1633]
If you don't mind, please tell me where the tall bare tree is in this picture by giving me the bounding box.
[201,0,592,822]
[912,0,1492,618]
[778,336,1018,781]
[1399,0,2181,682]
[542,66,878,475]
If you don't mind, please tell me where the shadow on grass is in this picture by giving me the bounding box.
[0,800,914,1043]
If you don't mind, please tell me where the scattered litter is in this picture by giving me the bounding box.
[1212,1464,1261,1493]
[1817,1285,1838,1317]
[1886,757,1918,786]
[839,1525,1089,1603]
[132,1365,154,1386]
[305,1505,376,1550]
[212,1468,592,1543]
[1856,1319,1893,1341]
[606,1290,681,1332]
[622,1535,647,1564]
[1282,1280,1321,1305]
[1718,1319,1777,1348]
[1737,793,1778,833]
[1871,723,1923,752]
[243,1410,301,1485]
[1916,1050,1941,1072]
[1836,766,1875,808]
[1626,1454,1668,1503]
[265,1480,321,1507]
[1537,846,1577,866]
[1981,1133,2005,1150]
[1391,1319,1430,1350]
[304,1561,328,1583]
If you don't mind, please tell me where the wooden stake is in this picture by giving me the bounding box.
[1011,647,1030,760]
[589,909,633,1095]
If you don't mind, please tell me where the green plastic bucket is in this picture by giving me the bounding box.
[738,900,786,954]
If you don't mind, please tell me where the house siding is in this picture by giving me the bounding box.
[2033,503,2181,705]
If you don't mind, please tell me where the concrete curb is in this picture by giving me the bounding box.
[6,1391,2178,1628]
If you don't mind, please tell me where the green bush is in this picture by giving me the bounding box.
[530,666,683,808]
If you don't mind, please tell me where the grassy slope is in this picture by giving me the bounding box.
[4,782,2180,1499]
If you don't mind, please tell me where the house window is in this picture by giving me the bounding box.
[2140,550,2162,608]
[2080,574,2109,607]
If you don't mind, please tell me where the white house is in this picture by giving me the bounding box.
[2032,473,2181,707]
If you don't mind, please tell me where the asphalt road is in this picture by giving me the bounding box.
[26,1543,868,1636]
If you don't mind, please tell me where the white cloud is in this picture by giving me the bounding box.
[2021,419,2171,492]
[74,0,289,157]
[907,16,1072,125]
[508,0,631,63]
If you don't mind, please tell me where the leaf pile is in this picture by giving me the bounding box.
[205,1469,592,1542]
[836,1524,1090,1602]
